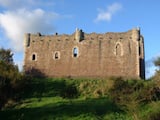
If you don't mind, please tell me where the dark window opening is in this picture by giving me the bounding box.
[116,44,121,56]
[74,53,77,57]
[54,51,60,60]
[32,54,36,61]
[73,48,78,57]
[55,52,59,59]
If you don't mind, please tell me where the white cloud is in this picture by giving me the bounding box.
[0,8,59,52]
[0,0,68,70]
[94,2,122,22]
[0,0,60,52]
[145,54,160,79]
[145,58,155,79]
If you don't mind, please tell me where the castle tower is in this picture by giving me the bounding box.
[131,27,145,79]
[139,35,145,79]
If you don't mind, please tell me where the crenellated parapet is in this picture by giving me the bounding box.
[75,28,84,42]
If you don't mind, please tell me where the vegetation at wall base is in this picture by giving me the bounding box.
[0,77,160,120]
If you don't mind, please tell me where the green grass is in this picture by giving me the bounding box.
[0,77,160,120]
[0,97,120,120]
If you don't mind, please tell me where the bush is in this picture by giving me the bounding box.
[109,78,160,120]
[61,83,79,99]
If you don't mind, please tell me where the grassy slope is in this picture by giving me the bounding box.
[0,78,160,120]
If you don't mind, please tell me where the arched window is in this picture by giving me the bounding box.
[73,47,78,57]
[115,44,122,56]
[54,51,60,60]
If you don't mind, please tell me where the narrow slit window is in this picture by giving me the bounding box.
[32,54,36,61]
[73,47,78,57]
[116,44,121,56]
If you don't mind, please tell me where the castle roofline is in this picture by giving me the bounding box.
[25,27,140,37]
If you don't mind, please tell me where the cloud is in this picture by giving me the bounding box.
[145,58,155,78]
[0,0,69,70]
[94,2,122,22]
[0,0,60,52]
[145,54,160,79]
[0,8,59,52]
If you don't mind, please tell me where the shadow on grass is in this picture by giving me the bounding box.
[17,78,79,100]
[22,68,79,99]
[0,97,121,120]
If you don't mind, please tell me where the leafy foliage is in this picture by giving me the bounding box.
[0,48,22,109]
[61,83,79,98]
[109,78,160,119]
[0,48,13,64]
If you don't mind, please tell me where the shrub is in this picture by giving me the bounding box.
[61,83,79,99]
[109,78,160,120]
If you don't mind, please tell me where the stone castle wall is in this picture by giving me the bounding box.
[23,28,145,79]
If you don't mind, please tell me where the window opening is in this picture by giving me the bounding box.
[55,52,59,59]
[116,44,121,56]
[32,54,36,61]
[54,51,60,60]
[73,47,78,57]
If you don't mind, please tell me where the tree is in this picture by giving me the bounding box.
[152,57,160,84]
[0,48,18,86]
[0,48,13,64]
[0,48,20,109]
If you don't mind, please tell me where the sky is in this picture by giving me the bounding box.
[0,0,160,78]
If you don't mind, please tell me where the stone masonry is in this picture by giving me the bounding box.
[23,28,145,79]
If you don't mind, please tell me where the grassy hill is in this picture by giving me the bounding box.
[0,77,160,120]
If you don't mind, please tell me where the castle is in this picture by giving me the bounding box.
[24,28,145,79]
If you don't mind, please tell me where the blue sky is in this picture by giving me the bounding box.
[0,0,160,78]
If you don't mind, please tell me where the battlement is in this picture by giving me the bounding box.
[24,28,145,79]
[24,28,141,47]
